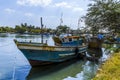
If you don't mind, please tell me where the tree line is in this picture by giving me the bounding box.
[1,0,120,35]
[0,23,71,35]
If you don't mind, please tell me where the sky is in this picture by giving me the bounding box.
[0,0,92,29]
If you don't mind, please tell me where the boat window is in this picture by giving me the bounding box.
[64,38,69,42]
[62,38,64,42]
[73,39,77,41]
[69,38,72,41]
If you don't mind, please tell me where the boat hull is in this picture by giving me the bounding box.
[18,46,87,61]
[15,41,87,66]
[29,59,55,66]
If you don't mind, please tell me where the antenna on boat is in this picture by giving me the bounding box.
[40,17,44,43]
[78,18,81,31]
[60,12,63,26]
[78,17,82,35]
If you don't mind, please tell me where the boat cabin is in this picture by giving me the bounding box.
[60,36,83,46]
[61,36,80,43]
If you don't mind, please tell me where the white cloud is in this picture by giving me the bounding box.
[4,8,15,14]
[73,7,83,12]
[24,13,33,17]
[17,0,52,7]
[55,2,72,8]
[54,2,83,12]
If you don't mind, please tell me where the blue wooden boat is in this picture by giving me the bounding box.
[116,37,120,42]
[14,17,87,66]
[104,37,120,47]
[14,39,87,66]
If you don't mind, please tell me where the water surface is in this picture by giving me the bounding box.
[0,33,110,80]
[0,34,31,80]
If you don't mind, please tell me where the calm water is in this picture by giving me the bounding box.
[0,33,110,80]
[0,34,31,80]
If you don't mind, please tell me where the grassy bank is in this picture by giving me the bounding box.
[93,51,120,80]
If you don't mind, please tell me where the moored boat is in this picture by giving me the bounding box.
[87,36,104,58]
[88,36,104,49]
[14,39,87,66]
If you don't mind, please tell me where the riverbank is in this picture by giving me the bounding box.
[93,51,120,80]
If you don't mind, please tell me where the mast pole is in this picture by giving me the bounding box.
[40,17,43,43]
[60,12,63,26]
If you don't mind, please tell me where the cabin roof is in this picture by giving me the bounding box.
[64,36,80,39]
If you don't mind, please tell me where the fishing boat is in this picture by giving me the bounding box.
[88,37,103,49]
[104,37,120,48]
[14,39,87,66]
[87,36,104,59]
[14,17,87,66]
[104,37,120,43]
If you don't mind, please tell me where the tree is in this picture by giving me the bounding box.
[85,0,120,34]
[56,25,70,34]
[15,25,26,33]
[0,27,2,32]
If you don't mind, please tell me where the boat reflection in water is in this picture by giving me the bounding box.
[27,46,109,80]
[27,58,83,80]
[27,51,107,80]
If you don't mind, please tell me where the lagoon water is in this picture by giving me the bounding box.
[0,34,32,80]
[0,33,110,80]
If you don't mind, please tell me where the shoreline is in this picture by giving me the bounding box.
[93,51,120,80]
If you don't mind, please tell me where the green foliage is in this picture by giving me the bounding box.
[93,52,120,80]
[15,25,26,33]
[103,43,120,53]
[0,23,72,34]
[31,29,41,33]
[56,25,70,35]
[0,26,14,33]
[85,0,120,34]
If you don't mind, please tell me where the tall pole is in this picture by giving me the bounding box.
[41,17,43,43]
[78,18,81,31]
[78,18,81,35]
[60,12,63,26]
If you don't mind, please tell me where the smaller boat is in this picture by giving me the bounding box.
[87,36,104,58]
[88,37,103,49]
[104,33,120,43]
[116,37,120,42]
[104,35,120,48]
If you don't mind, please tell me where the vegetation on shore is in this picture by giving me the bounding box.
[1,0,120,35]
[0,23,70,34]
[93,51,120,80]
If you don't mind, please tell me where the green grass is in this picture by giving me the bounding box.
[93,52,120,80]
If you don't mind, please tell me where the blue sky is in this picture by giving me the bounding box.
[0,0,92,29]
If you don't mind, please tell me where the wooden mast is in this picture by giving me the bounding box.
[60,12,63,26]
[40,17,43,43]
